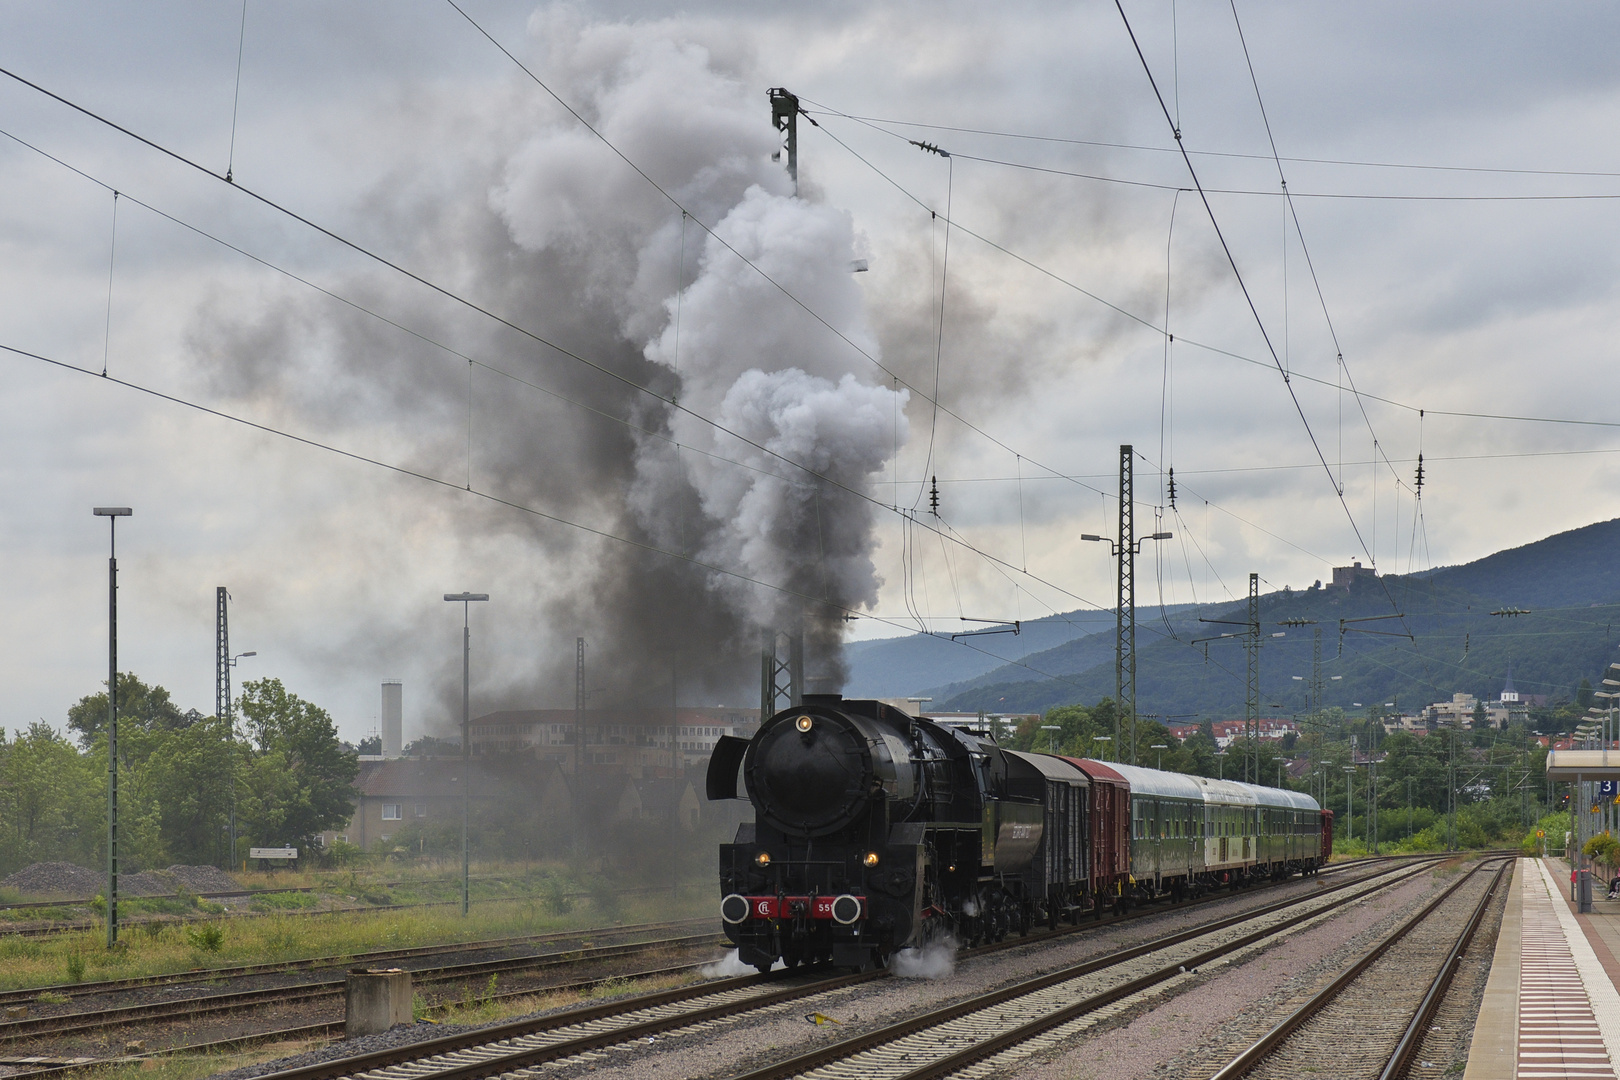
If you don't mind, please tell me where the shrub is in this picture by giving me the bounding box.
[1584,832,1620,871]
[540,875,573,916]
[186,924,225,953]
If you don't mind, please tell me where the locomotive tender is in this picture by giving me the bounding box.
[706,695,1333,973]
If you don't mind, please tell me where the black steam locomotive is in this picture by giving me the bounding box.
[705,695,1330,973]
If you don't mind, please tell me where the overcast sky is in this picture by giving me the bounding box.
[4,1,1619,744]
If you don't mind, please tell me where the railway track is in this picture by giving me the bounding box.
[1201,856,1512,1080]
[0,930,726,1046]
[0,916,711,1008]
[212,856,1451,1080]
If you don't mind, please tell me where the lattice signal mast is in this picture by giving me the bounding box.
[760,626,805,719]
[1117,445,1136,764]
[216,587,230,721]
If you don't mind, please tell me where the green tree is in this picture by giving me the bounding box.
[66,673,190,746]
[142,714,240,866]
[237,679,358,846]
[0,724,99,873]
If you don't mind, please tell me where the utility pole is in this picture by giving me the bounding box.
[1117,445,1136,764]
[768,88,799,194]
[1448,725,1457,852]
[94,507,131,949]
[444,593,487,916]
[1191,570,1259,780]
[1078,447,1170,766]
[1344,766,1355,846]
[1245,573,1260,783]
[1310,627,1324,717]
[1367,761,1379,854]
[575,637,586,858]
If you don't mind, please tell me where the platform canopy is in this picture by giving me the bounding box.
[1545,749,1620,780]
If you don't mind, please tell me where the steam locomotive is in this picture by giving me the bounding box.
[705,695,1332,972]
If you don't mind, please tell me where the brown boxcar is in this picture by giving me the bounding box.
[1060,757,1131,903]
[1320,808,1335,862]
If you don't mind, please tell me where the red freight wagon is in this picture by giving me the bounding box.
[1060,757,1131,909]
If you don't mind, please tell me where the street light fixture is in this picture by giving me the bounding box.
[1151,743,1169,770]
[92,507,130,950]
[1215,749,1228,780]
[1343,765,1357,844]
[1272,755,1286,788]
[1040,724,1062,754]
[1092,735,1112,762]
[444,592,489,916]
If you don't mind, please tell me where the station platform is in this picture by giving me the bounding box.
[1466,858,1620,1078]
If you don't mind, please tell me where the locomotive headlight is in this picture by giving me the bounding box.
[863,851,880,867]
[795,715,814,732]
[755,851,771,867]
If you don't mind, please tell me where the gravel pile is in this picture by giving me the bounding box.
[2,862,243,900]
[121,871,178,896]
[165,865,241,893]
[2,862,103,898]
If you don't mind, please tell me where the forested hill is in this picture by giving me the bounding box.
[938,516,1620,719]
[1420,516,1620,609]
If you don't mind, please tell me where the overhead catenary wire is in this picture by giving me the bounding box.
[225,0,248,183]
[0,44,1166,634]
[803,104,1620,185]
[796,108,1620,438]
[0,118,1112,631]
[100,190,118,378]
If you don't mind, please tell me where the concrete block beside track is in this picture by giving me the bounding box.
[346,968,412,1038]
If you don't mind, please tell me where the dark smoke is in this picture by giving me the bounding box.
[189,10,905,710]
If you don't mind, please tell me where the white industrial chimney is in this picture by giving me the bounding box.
[381,680,403,758]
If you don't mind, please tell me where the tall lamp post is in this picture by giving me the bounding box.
[1343,765,1356,846]
[1216,749,1228,780]
[1041,725,1062,754]
[1151,743,1169,770]
[93,506,131,949]
[1092,735,1112,762]
[444,593,489,916]
[225,651,256,870]
[1273,755,1286,789]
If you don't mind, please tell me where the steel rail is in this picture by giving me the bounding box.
[728,858,1453,1080]
[1204,857,1511,1080]
[1378,858,1511,1080]
[240,859,1421,1080]
[0,957,719,1080]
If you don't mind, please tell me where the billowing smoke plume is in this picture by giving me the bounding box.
[194,9,905,706]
